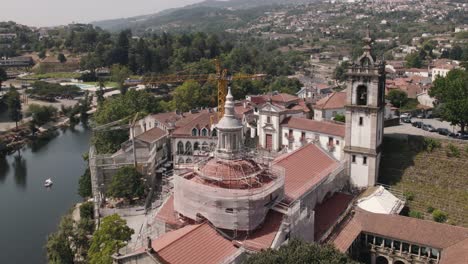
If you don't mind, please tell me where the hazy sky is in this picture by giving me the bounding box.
[1,0,206,27]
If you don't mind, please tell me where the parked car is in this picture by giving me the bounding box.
[416,113,424,118]
[422,124,436,132]
[457,132,468,140]
[401,117,412,123]
[412,121,423,128]
[400,113,412,118]
[437,128,451,136]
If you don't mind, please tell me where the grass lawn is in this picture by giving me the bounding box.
[379,135,468,227]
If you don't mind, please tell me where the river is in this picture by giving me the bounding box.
[0,124,91,263]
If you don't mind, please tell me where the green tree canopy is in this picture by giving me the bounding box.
[244,239,360,264]
[110,64,131,95]
[107,166,144,200]
[429,69,468,133]
[78,168,92,198]
[6,86,22,128]
[26,104,57,126]
[405,52,423,68]
[46,216,75,264]
[92,89,160,153]
[88,214,134,264]
[57,53,67,63]
[172,80,202,112]
[386,89,408,108]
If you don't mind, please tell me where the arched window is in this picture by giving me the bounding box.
[212,129,217,137]
[356,85,368,105]
[361,57,371,67]
[201,141,209,151]
[178,157,184,164]
[194,142,200,150]
[186,158,192,164]
[201,128,208,137]
[185,141,192,154]
[177,141,184,154]
[191,128,198,136]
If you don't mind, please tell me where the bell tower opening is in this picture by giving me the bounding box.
[356,85,368,106]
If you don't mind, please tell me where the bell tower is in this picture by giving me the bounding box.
[344,27,386,188]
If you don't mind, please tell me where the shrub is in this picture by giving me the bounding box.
[333,113,345,122]
[409,210,423,219]
[404,191,415,201]
[432,209,448,223]
[80,201,94,220]
[423,138,441,152]
[446,143,460,158]
[426,206,435,213]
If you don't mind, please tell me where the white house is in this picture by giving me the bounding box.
[313,91,346,121]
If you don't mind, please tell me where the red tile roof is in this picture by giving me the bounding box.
[171,110,219,137]
[330,209,468,263]
[314,193,354,241]
[151,223,238,264]
[281,117,345,138]
[273,143,340,203]
[136,127,167,143]
[314,92,346,110]
[241,210,284,251]
[155,196,185,228]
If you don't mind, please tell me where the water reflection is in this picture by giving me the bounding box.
[0,155,9,182]
[28,131,59,153]
[12,150,27,189]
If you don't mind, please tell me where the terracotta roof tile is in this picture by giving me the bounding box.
[315,92,346,110]
[241,210,284,251]
[274,143,339,203]
[152,223,238,264]
[331,209,468,262]
[155,196,184,228]
[281,117,345,138]
[136,127,167,143]
[314,193,354,241]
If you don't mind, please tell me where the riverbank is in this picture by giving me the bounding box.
[0,124,91,263]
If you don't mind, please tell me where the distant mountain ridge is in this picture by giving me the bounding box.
[92,0,318,33]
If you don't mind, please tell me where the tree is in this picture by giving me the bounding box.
[88,214,134,264]
[432,209,448,223]
[386,90,408,108]
[78,168,92,198]
[172,80,202,112]
[245,239,360,264]
[46,216,75,264]
[405,52,422,68]
[334,61,349,82]
[57,53,67,63]
[333,113,345,122]
[92,89,160,153]
[38,50,46,59]
[429,69,468,133]
[6,86,22,129]
[26,104,57,126]
[80,201,94,220]
[110,64,131,95]
[107,166,144,201]
[0,67,7,92]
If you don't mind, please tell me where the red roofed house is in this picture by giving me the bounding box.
[313,91,347,121]
[280,116,345,160]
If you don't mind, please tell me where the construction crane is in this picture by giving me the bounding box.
[131,59,266,119]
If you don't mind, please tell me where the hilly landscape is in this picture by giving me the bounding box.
[92,0,318,34]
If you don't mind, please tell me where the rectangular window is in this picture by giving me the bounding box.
[359,117,363,126]
[363,156,367,165]
[301,132,306,139]
[352,155,356,163]
[267,116,271,123]
[336,140,340,145]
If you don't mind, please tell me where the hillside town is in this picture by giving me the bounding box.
[0,0,467,264]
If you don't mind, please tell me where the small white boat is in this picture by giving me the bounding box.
[44,178,53,187]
